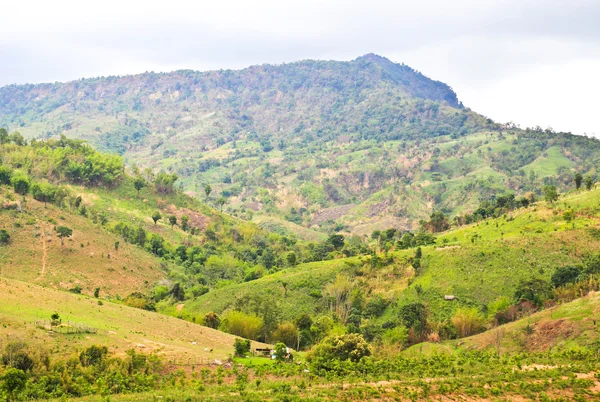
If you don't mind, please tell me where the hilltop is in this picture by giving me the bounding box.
[4,55,598,234]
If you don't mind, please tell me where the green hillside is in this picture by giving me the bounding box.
[1,55,600,401]
[3,55,599,233]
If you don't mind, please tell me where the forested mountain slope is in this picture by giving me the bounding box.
[5,55,598,233]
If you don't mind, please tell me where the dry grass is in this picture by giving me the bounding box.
[0,277,268,361]
[0,196,164,297]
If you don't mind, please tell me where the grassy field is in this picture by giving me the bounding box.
[404,290,600,357]
[179,187,600,325]
[0,190,164,297]
[0,277,268,362]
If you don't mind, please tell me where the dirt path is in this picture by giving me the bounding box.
[40,221,47,276]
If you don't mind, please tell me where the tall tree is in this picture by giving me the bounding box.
[151,211,162,225]
[585,176,594,190]
[133,176,146,197]
[56,226,73,247]
[574,172,583,190]
[542,185,559,203]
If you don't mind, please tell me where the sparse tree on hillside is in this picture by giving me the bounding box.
[202,312,221,329]
[585,176,594,190]
[56,226,72,247]
[180,215,190,231]
[151,211,161,225]
[204,184,212,200]
[542,185,558,203]
[11,175,30,195]
[133,176,146,197]
[327,234,345,250]
[168,215,177,228]
[0,367,27,401]
[216,196,226,212]
[574,172,583,190]
[0,128,8,150]
[0,229,10,245]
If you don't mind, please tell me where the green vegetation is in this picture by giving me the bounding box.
[3,56,599,236]
[1,56,600,400]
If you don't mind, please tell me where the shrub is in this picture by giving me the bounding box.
[11,175,30,195]
[271,322,298,347]
[0,229,10,245]
[220,311,263,340]
[80,345,108,366]
[452,307,485,338]
[551,266,581,288]
[308,333,371,371]
[382,326,408,349]
[514,278,552,306]
[233,338,251,357]
[202,312,221,329]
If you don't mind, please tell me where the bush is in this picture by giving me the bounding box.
[452,307,485,338]
[220,311,263,340]
[80,345,108,366]
[201,312,221,329]
[551,266,581,288]
[308,333,371,371]
[0,229,10,245]
[514,278,552,306]
[382,326,409,348]
[234,338,251,357]
[11,175,30,195]
[271,322,298,347]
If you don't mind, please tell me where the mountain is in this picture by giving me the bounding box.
[3,54,573,235]
[1,56,600,400]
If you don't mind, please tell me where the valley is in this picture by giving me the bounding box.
[0,56,599,401]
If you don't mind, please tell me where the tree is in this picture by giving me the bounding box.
[79,345,108,366]
[180,215,190,231]
[0,368,27,401]
[10,175,30,195]
[202,312,221,329]
[94,287,100,298]
[9,132,25,146]
[398,302,428,336]
[133,176,146,197]
[55,226,73,247]
[308,333,371,371]
[151,211,162,225]
[574,172,583,190]
[542,185,558,203]
[585,176,594,191]
[427,211,450,232]
[514,278,551,306]
[286,251,297,266]
[551,266,581,288]
[233,338,251,357]
[0,128,8,150]
[563,209,575,223]
[0,229,10,245]
[0,165,13,184]
[271,322,298,348]
[204,184,212,200]
[168,215,177,228]
[220,311,264,340]
[274,342,289,361]
[216,196,226,212]
[327,234,345,250]
[452,307,484,337]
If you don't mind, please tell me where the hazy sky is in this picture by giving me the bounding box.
[2,0,599,136]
